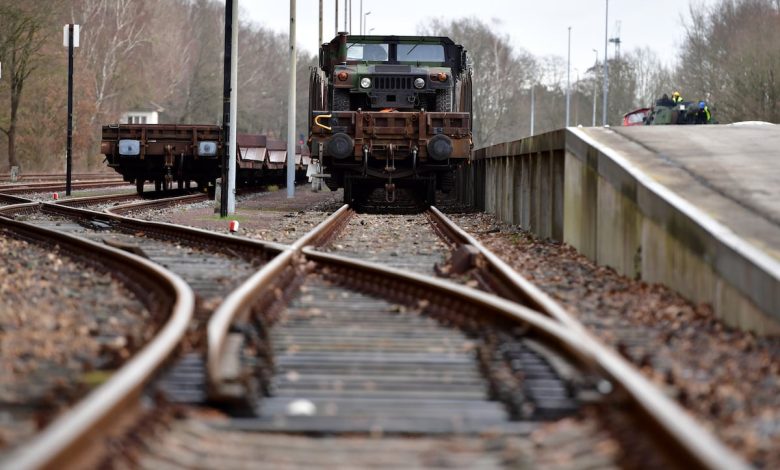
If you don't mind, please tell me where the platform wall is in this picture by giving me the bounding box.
[457,129,780,334]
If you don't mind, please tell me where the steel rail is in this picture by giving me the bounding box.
[426,206,749,469]
[206,204,351,393]
[0,193,34,206]
[0,179,128,194]
[206,201,747,469]
[105,193,209,215]
[301,247,748,470]
[426,206,586,332]
[0,202,287,260]
[54,192,141,208]
[0,217,195,470]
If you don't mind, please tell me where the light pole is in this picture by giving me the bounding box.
[530,85,535,136]
[602,0,609,126]
[335,0,338,35]
[566,26,571,127]
[363,11,371,36]
[360,0,363,34]
[592,48,598,127]
[220,1,238,215]
[319,0,323,45]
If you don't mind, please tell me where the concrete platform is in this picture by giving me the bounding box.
[464,124,780,333]
[603,125,780,261]
[566,124,780,333]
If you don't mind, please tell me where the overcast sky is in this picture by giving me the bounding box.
[242,0,720,75]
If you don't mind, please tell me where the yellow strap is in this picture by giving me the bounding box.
[314,114,332,131]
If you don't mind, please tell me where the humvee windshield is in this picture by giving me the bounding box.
[345,42,446,63]
[397,44,445,62]
[346,43,389,61]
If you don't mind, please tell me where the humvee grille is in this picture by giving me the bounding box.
[374,76,414,90]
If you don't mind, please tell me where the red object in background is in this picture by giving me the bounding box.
[229,220,240,233]
[52,192,59,200]
[623,107,651,126]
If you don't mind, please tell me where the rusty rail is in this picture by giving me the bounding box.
[0,216,195,470]
[206,205,352,395]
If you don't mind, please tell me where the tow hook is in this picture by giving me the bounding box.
[385,181,396,203]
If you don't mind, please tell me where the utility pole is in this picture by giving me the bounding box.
[349,0,352,33]
[530,85,535,136]
[335,0,338,35]
[602,0,609,126]
[63,24,79,197]
[220,0,238,216]
[287,0,297,198]
[360,0,363,34]
[592,49,598,127]
[343,0,347,32]
[319,0,323,45]
[566,26,571,127]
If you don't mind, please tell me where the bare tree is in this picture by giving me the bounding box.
[73,0,147,166]
[421,18,535,146]
[677,0,780,122]
[0,3,48,170]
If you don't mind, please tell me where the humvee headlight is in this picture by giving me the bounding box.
[360,77,372,88]
[414,78,425,89]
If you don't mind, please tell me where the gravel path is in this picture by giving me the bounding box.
[450,212,780,468]
[0,232,150,450]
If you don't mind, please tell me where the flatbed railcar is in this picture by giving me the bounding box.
[101,124,308,194]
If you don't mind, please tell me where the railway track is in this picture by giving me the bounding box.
[0,198,749,468]
[0,207,194,469]
[0,172,115,182]
[0,179,129,196]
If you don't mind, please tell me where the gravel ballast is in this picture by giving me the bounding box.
[450,212,780,468]
[0,232,150,450]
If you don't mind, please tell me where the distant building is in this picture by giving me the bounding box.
[119,103,165,125]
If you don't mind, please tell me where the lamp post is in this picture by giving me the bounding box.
[63,24,79,197]
[592,48,598,127]
[602,0,609,126]
[363,11,371,36]
[530,85,535,136]
[565,26,571,127]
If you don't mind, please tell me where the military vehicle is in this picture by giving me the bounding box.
[644,97,713,125]
[308,33,473,204]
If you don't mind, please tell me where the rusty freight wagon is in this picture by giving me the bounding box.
[101,124,223,193]
[101,125,304,194]
[309,33,473,204]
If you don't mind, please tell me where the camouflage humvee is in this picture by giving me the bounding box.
[308,33,473,204]
[645,99,714,125]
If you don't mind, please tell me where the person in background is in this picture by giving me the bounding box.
[697,101,711,124]
[672,91,683,104]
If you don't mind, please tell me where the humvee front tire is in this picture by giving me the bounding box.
[435,89,452,112]
[332,89,350,111]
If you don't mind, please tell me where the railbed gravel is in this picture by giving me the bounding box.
[123,187,344,245]
[0,232,150,451]
[449,211,780,468]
